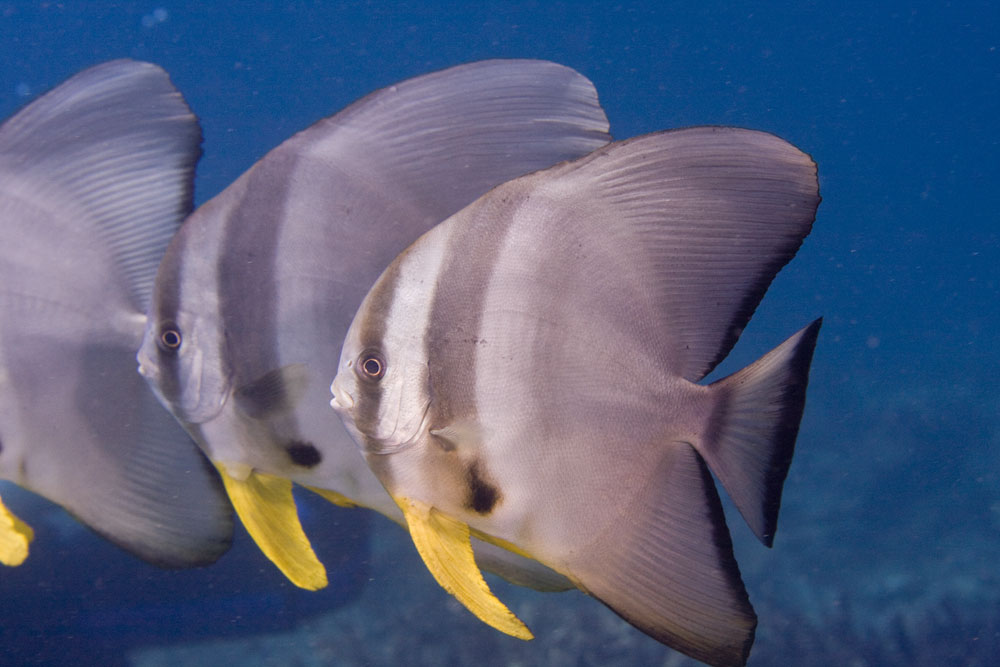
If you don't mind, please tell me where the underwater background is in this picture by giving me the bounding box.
[1,1,996,665]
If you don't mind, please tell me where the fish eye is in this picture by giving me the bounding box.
[159,325,182,352]
[358,351,386,380]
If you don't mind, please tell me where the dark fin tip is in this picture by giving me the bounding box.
[698,460,758,666]
[581,446,756,666]
[760,317,822,547]
[702,242,818,383]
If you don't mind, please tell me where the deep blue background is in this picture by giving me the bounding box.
[1,2,997,665]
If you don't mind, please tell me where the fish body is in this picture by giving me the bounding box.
[137,59,612,588]
[0,60,232,567]
[332,127,822,666]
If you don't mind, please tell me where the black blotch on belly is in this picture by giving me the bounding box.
[465,459,501,515]
[286,441,322,468]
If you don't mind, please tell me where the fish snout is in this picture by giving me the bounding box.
[136,356,162,385]
[329,377,355,411]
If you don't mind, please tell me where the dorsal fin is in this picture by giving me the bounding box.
[0,58,201,312]
[276,58,611,226]
[0,61,232,568]
[515,126,820,381]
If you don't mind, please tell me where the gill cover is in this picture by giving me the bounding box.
[139,308,232,425]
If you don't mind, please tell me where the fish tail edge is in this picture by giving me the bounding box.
[698,317,823,546]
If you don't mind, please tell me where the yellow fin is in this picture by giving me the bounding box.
[395,495,533,640]
[469,526,536,562]
[216,465,327,590]
[305,485,358,508]
[0,494,34,566]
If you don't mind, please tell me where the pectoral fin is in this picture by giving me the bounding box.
[394,494,532,640]
[0,494,33,566]
[429,422,484,453]
[233,364,310,419]
[216,465,327,590]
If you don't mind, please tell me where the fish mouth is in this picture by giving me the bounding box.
[136,361,154,380]
[329,376,354,411]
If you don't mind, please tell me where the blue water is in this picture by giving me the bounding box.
[1,2,997,665]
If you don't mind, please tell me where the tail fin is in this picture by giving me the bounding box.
[697,318,822,546]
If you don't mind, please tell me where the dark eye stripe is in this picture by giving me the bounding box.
[353,261,404,450]
[217,174,285,390]
[152,229,187,408]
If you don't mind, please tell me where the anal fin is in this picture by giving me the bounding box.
[394,494,533,640]
[0,494,33,566]
[568,443,755,667]
[217,465,327,590]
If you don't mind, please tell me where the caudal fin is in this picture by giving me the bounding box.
[696,319,822,546]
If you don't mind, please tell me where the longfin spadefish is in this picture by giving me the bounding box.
[217,465,327,590]
[496,125,820,550]
[0,494,33,566]
[163,59,613,586]
[0,59,233,568]
[395,495,533,640]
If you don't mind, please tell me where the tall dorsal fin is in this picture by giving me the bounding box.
[0,61,232,568]
[509,126,820,382]
[0,58,201,313]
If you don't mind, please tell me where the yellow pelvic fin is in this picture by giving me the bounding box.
[395,495,533,640]
[0,494,34,566]
[305,485,358,508]
[469,526,536,562]
[216,465,327,590]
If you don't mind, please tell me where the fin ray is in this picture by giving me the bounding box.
[292,58,611,217]
[0,59,201,313]
[305,485,358,508]
[510,126,820,381]
[470,532,574,593]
